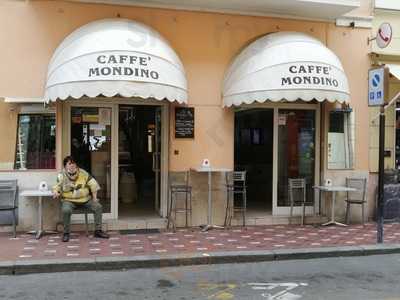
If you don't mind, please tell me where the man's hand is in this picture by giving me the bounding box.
[92,191,99,202]
[53,191,61,199]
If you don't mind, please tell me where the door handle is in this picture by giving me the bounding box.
[152,152,160,172]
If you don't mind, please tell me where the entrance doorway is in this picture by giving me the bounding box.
[277,109,316,210]
[234,105,319,217]
[234,109,274,214]
[118,105,161,218]
[67,100,168,224]
[70,106,112,214]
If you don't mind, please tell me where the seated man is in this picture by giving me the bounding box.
[53,156,109,242]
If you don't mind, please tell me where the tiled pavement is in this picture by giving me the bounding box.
[1,222,400,262]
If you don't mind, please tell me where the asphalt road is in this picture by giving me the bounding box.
[1,254,400,300]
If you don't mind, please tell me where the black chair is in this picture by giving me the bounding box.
[167,171,192,231]
[0,180,18,237]
[345,178,367,225]
[224,171,247,227]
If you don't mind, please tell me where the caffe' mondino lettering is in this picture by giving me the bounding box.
[281,64,339,87]
[88,54,160,80]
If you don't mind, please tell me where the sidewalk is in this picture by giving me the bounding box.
[1,222,400,275]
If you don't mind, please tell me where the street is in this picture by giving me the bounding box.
[1,254,400,300]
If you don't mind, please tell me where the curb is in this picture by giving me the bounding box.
[1,244,400,275]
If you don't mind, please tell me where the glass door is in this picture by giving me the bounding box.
[154,106,162,214]
[117,105,162,218]
[70,106,113,214]
[275,109,317,215]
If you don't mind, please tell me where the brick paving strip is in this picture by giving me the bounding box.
[1,223,400,275]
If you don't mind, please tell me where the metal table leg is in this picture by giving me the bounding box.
[200,171,223,232]
[27,196,57,239]
[322,191,347,226]
[36,196,43,239]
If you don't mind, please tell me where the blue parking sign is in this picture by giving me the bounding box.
[370,92,375,100]
[368,67,387,106]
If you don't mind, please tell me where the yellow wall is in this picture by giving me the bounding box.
[369,10,400,172]
[0,0,371,174]
[369,80,400,171]
[326,24,371,171]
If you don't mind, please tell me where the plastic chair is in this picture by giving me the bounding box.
[224,171,247,227]
[288,178,307,225]
[345,178,367,225]
[0,180,18,237]
[167,171,192,231]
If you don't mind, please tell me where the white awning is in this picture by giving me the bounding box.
[387,64,400,80]
[44,18,187,103]
[223,32,350,107]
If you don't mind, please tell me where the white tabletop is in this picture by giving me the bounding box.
[20,190,54,197]
[191,167,233,172]
[313,186,357,192]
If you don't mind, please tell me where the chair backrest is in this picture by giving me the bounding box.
[233,171,246,182]
[346,178,367,202]
[288,178,306,205]
[169,171,190,187]
[0,180,18,208]
[226,171,246,186]
[289,178,306,189]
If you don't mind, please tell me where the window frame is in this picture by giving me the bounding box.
[327,109,355,170]
[14,112,56,170]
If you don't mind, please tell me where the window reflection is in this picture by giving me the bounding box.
[277,110,315,207]
[328,110,354,169]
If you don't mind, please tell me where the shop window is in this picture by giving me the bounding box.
[396,103,400,169]
[327,110,354,169]
[14,114,56,170]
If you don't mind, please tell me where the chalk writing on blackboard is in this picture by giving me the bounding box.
[175,107,194,138]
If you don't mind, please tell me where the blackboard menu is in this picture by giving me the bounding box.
[175,107,194,138]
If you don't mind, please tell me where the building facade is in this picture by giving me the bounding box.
[369,0,400,175]
[0,0,374,232]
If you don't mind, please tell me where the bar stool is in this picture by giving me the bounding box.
[288,178,307,225]
[167,171,192,231]
[224,171,247,227]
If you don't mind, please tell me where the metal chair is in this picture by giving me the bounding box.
[288,178,307,225]
[167,171,192,231]
[56,205,90,236]
[224,171,247,227]
[0,180,18,237]
[72,207,90,236]
[345,178,367,225]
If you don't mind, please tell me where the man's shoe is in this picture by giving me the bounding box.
[62,233,70,242]
[94,230,109,239]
